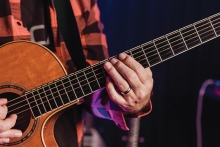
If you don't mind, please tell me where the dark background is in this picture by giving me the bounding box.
[94,1,220,147]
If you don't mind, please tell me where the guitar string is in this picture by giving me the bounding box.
[13,24,220,124]
[6,13,220,117]
[136,21,220,66]
[7,15,220,106]
[9,25,220,124]
[123,17,220,67]
[10,23,220,124]
[7,18,220,114]
[7,17,220,116]
[9,15,220,105]
[15,19,220,124]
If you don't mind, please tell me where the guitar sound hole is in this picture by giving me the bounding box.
[0,92,31,133]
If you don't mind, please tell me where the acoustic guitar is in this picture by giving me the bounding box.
[0,12,219,146]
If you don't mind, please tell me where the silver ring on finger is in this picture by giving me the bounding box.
[121,86,132,95]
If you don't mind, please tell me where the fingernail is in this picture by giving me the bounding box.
[14,132,22,137]
[118,53,126,60]
[104,62,111,70]
[110,58,118,64]
[2,138,9,143]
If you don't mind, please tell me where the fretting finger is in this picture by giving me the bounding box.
[104,60,131,93]
[109,58,142,89]
[118,53,150,84]
[105,77,127,105]
[105,77,136,109]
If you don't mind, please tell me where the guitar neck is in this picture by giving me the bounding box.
[25,12,220,118]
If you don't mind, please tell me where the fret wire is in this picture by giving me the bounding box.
[208,18,218,36]
[195,19,212,30]
[165,35,175,56]
[43,84,56,110]
[140,45,150,67]
[140,59,151,68]
[75,73,85,95]
[91,66,101,89]
[36,88,47,113]
[193,24,203,43]
[31,91,42,115]
[66,76,78,99]
[70,73,99,93]
[92,62,103,75]
[75,70,90,83]
[198,27,216,38]
[55,82,73,104]
[153,40,162,61]
[196,24,216,41]
[60,78,71,102]
[83,69,93,92]
[54,81,65,105]
[146,27,214,64]
[42,85,53,110]
[22,85,79,114]
[94,72,105,83]
[200,29,219,40]
[166,33,187,55]
[130,46,149,67]
[82,70,93,93]
[144,34,186,65]
[11,80,99,115]
[194,19,217,35]
[128,50,134,57]
[90,64,106,88]
[181,27,200,47]
[179,30,189,50]
[143,32,184,60]
[211,21,220,34]
[152,22,202,52]
[48,82,59,108]
[141,43,159,66]
[171,30,195,49]
[99,59,109,78]
[197,19,217,31]
[84,67,101,92]
[155,37,173,60]
[210,17,220,26]
[68,74,84,98]
[68,71,91,90]
[68,72,105,92]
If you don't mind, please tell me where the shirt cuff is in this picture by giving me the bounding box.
[90,88,152,130]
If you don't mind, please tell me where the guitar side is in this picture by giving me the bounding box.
[0,41,78,147]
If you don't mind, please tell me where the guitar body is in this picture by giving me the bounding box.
[0,41,78,146]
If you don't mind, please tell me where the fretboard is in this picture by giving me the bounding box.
[25,12,220,118]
